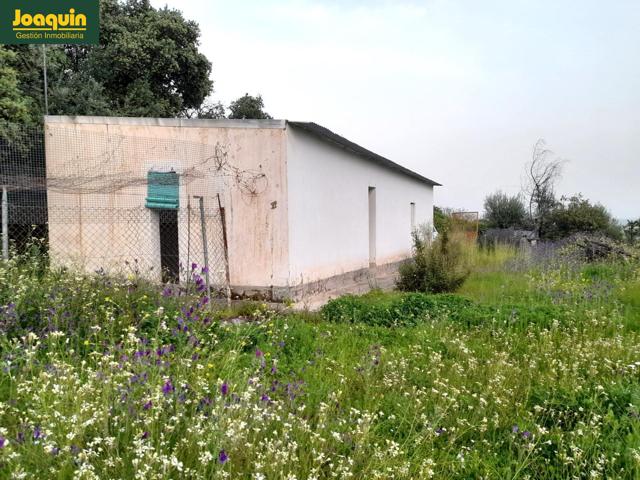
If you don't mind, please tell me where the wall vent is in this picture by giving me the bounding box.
[145,171,179,209]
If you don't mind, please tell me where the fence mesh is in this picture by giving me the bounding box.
[0,121,256,298]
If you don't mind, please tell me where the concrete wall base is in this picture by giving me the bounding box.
[229,260,405,308]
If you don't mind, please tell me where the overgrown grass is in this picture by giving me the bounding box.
[0,245,639,478]
[461,239,518,271]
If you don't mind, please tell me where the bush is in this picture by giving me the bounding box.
[433,206,450,233]
[396,228,470,293]
[483,191,528,229]
[321,291,474,327]
[321,290,569,329]
[624,219,640,245]
[546,194,622,240]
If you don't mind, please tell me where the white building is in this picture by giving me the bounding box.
[44,116,439,301]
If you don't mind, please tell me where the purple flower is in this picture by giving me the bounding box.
[0,436,5,449]
[201,266,209,274]
[162,380,175,395]
[143,400,153,410]
[522,431,532,439]
[220,382,229,396]
[255,348,263,358]
[33,426,43,440]
[191,263,198,271]
[141,431,149,440]
[218,449,228,464]
[512,425,519,433]
[261,393,270,402]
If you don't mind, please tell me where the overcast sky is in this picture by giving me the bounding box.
[152,0,639,220]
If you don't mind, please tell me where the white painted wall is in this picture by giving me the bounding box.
[286,126,434,285]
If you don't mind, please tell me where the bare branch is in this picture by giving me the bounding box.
[522,138,566,237]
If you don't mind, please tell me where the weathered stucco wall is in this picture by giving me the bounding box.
[44,117,289,287]
[285,125,434,285]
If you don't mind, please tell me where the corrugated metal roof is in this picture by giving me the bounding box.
[287,121,441,186]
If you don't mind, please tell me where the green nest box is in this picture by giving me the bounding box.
[145,171,179,209]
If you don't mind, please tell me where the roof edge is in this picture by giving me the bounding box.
[44,115,286,129]
[286,121,441,187]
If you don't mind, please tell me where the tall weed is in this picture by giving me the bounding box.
[397,229,470,293]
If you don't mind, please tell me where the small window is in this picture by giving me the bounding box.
[410,202,416,231]
[368,187,376,267]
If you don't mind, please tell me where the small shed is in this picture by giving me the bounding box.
[44,116,440,300]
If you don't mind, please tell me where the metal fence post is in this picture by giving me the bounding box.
[186,197,191,290]
[217,193,231,306]
[1,186,8,261]
[42,45,49,116]
[194,196,210,296]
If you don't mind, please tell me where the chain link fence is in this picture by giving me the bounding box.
[0,121,233,298]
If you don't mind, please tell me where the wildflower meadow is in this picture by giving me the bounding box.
[1,242,639,479]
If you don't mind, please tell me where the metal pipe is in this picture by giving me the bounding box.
[42,45,49,116]
[194,196,210,296]
[1,186,8,260]
[186,198,191,290]
[217,193,231,306]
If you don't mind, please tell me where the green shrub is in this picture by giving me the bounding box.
[321,291,472,327]
[397,228,470,293]
[483,191,528,229]
[321,290,569,329]
[546,194,623,240]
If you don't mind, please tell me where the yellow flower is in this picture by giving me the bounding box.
[84,340,90,346]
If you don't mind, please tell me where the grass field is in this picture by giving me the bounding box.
[1,243,639,479]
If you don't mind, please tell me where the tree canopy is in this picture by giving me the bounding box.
[624,219,640,245]
[0,48,31,126]
[3,0,213,120]
[547,195,622,240]
[483,191,527,229]
[2,1,281,124]
[228,94,272,120]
